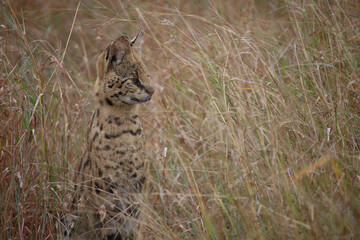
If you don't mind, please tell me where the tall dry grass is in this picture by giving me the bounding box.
[1,0,359,239]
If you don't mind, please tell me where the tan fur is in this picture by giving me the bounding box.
[67,30,153,240]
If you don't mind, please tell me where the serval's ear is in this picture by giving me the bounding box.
[96,52,106,80]
[106,36,130,65]
[130,29,144,58]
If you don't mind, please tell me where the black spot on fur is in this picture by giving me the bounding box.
[88,112,95,138]
[105,129,141,138]
[93,213,103,230]
[95,181,101,194]
[93,132,99,141]
[132,173,137,178]
[128,128,141,136]
[108,83,114,88]
[100,124,103,131]
[89,132,99,152]
[136,162,144,170]
[105,98,113,106]
[106,233,122,240]
[114,117,122,126]
[126,206,137,217]
[98,168,103,177]
[116,150,125,156]
[135,177,145,191]
[83,157,91,169]
[103,177,111,184]
[105,132,121,139]
[106,186,114,194]
[104,145,110,150]
[118,79,129,89]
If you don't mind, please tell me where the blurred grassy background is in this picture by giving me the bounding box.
[1,0,360,239]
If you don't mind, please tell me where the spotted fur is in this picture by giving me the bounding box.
[66,30,153,240]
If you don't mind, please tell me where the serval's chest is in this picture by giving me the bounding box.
[79,106,146,193]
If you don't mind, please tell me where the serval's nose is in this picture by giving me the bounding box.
[144,85,154,97]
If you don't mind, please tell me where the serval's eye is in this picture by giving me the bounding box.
[133,78,143,88]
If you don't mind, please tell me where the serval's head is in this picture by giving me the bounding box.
[95,30,154,106]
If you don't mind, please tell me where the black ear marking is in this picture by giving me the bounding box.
[130,36,136,47]
[105,45,111,61]
[130,29,144,47]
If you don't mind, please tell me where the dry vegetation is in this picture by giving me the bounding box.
[1,0,360,239]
